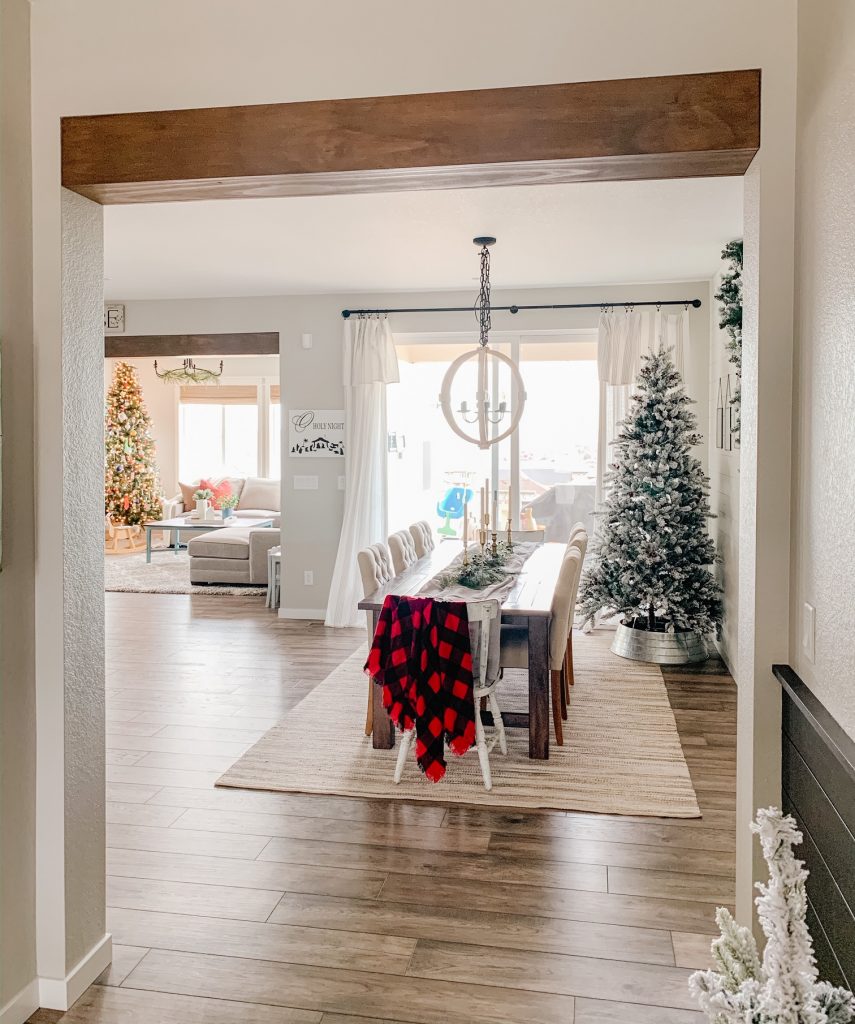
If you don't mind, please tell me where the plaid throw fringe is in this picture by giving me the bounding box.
[365,595,476,782]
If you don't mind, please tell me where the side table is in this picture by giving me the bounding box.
[266,546,282,609]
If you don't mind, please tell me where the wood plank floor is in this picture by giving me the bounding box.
[37,593,736,1023]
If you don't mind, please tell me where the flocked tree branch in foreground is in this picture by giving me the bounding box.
[690,807,855,1023]
[579,346,721,636]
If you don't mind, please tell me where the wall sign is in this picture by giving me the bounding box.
[289,409,345,458]
[104,303,125,334]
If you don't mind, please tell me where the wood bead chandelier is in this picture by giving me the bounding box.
[439,237,526,449]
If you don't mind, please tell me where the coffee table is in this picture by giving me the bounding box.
[143,516,274,563]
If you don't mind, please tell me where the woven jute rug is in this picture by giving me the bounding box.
[217,629,700,817]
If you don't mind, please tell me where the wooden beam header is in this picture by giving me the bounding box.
[104,333,279,358]
[64,70,760,204]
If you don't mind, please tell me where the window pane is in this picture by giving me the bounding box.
[269,401,281,479]
[517,352,598,540]
[223,404,259,477]
[179,403,222,482]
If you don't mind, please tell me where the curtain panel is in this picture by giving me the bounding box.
[596,308,689,505]
[325,316,400,628]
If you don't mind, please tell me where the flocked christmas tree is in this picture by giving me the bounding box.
[580,347,722,636]
[690,807,855,1022]
[105,362,162,525]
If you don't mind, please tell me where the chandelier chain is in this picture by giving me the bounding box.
[477,244,491,347]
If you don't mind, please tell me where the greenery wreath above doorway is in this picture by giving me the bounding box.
[715,239,743,444]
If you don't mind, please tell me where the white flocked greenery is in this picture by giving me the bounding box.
[579,346,721,636]
[690,807,855,1023]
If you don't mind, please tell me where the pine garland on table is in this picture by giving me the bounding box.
[715,238,743,442]
[690,807,855,1022]
[436,544,512,591]
[105,362,163,526]
[579,347,722,637]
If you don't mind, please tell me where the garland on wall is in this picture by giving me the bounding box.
[715,239,743,443]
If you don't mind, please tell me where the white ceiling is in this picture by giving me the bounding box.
[103,177,743,300]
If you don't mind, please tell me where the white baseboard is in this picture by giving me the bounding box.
[39,932,112,1011]
[278,607,328,620]
[0,980,39,1024]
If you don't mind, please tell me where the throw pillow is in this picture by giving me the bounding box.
[238,477,280,512]
[199,477,233,509]
[178,480,199,509]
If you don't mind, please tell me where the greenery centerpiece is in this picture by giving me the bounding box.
[580,347,721,664]
[437,542,513,590]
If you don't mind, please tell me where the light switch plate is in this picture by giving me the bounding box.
[303,570,314,586]
[338,476,346,490]
[293,475,319,490]
[802,602,816,663]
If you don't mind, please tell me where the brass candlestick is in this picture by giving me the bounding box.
[491,531,498,557]
[478,528,487,556]
[506,517,513,550]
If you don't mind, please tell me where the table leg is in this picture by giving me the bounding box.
[146,528,152,564]
[527,615,550,759]
[370,608,394,750]
[173,528,180,554]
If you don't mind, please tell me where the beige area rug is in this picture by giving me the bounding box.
[217,630,700,817]
[105,549,267,597]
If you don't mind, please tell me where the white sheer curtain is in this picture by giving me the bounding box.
[325,315,399,627]
[596,308,688,505]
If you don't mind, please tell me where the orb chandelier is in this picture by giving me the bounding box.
[154,358,224,385]
[439,237,526,449]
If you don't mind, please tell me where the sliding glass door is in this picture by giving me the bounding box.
[387,334,597,541]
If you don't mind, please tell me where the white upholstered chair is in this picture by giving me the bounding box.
[357,542,395,736]
[563,531,588,693]
[569,521,587,542]
[388,529,418,575]
[393,600,506,791]
[499,546,584,746]
[409,520,435,558]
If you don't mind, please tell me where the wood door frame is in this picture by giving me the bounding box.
[62,70,760,204]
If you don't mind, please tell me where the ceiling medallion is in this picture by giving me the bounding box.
[439,237,526,449]
[153,358,224,385]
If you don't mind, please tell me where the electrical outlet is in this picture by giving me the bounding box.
[303,570,314,586]
[802,602,816,663]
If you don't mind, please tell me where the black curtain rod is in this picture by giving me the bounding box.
[341,298,702,318]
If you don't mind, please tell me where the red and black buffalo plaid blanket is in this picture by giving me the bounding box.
[365,595,476,782]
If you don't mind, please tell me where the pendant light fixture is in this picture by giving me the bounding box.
[153,358,224,385]
[439,237,526,449]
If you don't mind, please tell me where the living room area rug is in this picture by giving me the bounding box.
[216,629,701,817]
[105,549,267,597]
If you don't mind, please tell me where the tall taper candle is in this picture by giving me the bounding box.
[463,499,468,550]
[492,493,498,535]
[480,486,485,524]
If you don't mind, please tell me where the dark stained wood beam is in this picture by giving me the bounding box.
[104,333,279,358]
[64,71,760,204]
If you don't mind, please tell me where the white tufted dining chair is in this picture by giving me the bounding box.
[388,529,418,575]
[409,520,435,559]
[357,542,395,736]
[563,530,587,694]
[393,599,506,791]
[499,546,583,746]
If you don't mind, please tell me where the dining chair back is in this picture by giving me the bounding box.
[388,529,418,575]
[357,542,394,737]
[409,520,435,558]
[569,521,587,542]
[563,531,587,696]
[498,546,583,747]
[393,599,506,791]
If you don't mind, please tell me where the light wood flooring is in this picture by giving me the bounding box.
[35,593,736,1024]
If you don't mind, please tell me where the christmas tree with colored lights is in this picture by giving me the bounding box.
[105,362,162,525]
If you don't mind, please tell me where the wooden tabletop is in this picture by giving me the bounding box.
[358,541,565,619]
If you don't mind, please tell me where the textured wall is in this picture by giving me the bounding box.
[791,0,855,739]
[118,281,711,616]
[708,271,741,675]
[60,189,106,973]
[0,0,38,1012]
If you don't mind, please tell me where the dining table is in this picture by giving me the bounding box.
[358,540,566,760]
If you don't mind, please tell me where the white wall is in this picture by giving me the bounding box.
[709,271,741,675]
[0,0,38,1017]
[118,281,711,615]
[103,355,280,496]
[791,0,855,739]
[8,1,797,1003]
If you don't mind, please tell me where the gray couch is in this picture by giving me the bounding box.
[188,526,280,585]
